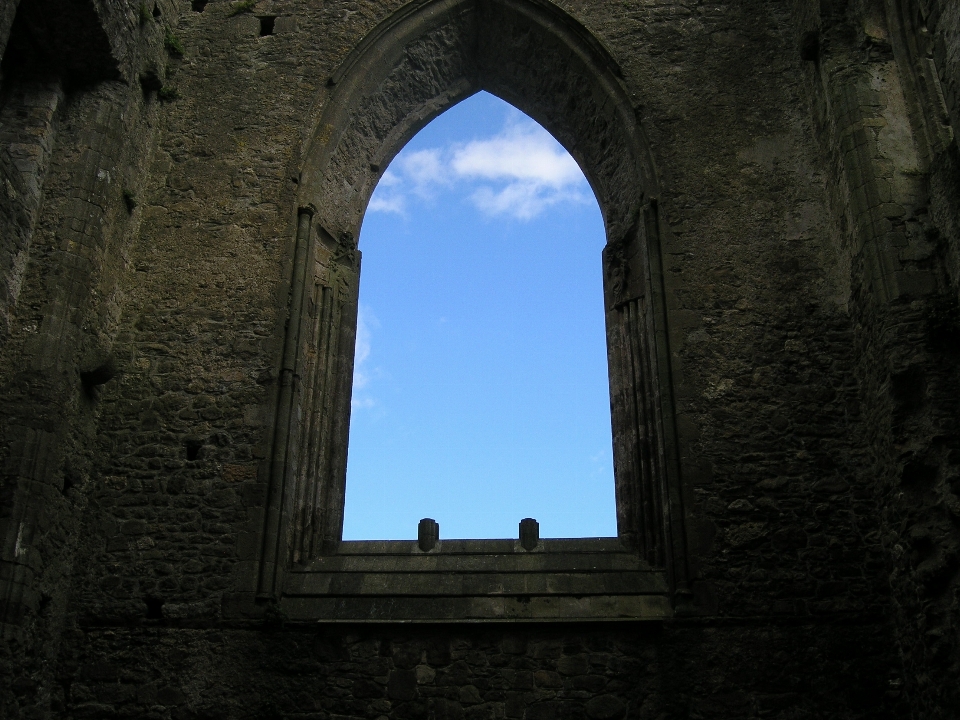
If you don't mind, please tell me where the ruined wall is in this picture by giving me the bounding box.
[55,624,897,719]
[887,1,960,712]
[62,0,877,622]
[0,0,172,714]
[796,0,960,714]
[0,0,959,718]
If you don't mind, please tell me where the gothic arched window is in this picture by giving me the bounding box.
[341,91,617,543]
[244,0,690,623]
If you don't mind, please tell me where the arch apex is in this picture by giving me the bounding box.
[299,0,658,244]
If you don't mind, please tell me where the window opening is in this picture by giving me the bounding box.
[342,92,616,541]
[185,439,202,461]
[251,0,693,611]
[259,16,275,36]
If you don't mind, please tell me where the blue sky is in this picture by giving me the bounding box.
[342,91,617,541]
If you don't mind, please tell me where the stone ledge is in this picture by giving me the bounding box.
[280,539,671,622]
[278,594,673,623]
[331,538,628,555]
[286,570,668,596]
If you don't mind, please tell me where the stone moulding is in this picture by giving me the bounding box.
[243,0,690,621]
[282,539,672,622]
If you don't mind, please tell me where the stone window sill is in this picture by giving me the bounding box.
[280,538,672,623]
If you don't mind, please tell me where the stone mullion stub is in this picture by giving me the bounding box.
[644,201,689,592]
[645,291,672,572]
[625,299,657,564]
[290,279,328,566]
[620,300,646,555]
[603,231,669,568]
[631,295,669,569]
[308,287,343,558]
[258,211,365,583]
[319,241,361,554]
[297,282,337,563]
[604,284,641,553]
[629,312,647,553]
[301,260,348,560]
[279,225,362,560]
[635,297,667,568]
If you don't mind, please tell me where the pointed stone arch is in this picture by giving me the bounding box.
[252,0,690,617]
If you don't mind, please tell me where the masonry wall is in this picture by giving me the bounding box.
[804,1,960,714]
[0,0,958,718]
[54,623,897,719]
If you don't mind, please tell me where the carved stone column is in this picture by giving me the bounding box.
[603,202,688,589]
[603,211,665,567]
[296,227,361,561]
[257,215,361,599]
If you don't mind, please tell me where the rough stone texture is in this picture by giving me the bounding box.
[53,624,899,720]
[0,0,959,718]
[0,80,63,337]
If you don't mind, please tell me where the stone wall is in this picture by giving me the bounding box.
[55,624,899,719]
[0,0,958,718]
[805,0,960,714]
[0,1,167,715]
[0,80,63,337]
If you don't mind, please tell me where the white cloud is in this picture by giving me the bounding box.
[590,447,612,478]
[368,170,406,215]
[352,305,379,409]
[400,149,448,195]
[471,181,583,221]
[451,122,584,188]
[378,169,402,187]
[366,114,589,221]
[367,193,405,215]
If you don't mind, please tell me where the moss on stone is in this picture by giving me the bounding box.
[227,0,256,17]
[163,30,184,56]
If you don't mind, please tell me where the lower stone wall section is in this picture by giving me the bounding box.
[53,621,899,720]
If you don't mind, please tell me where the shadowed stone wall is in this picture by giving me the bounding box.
[0,0,958,718]
[55,624,896,719]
